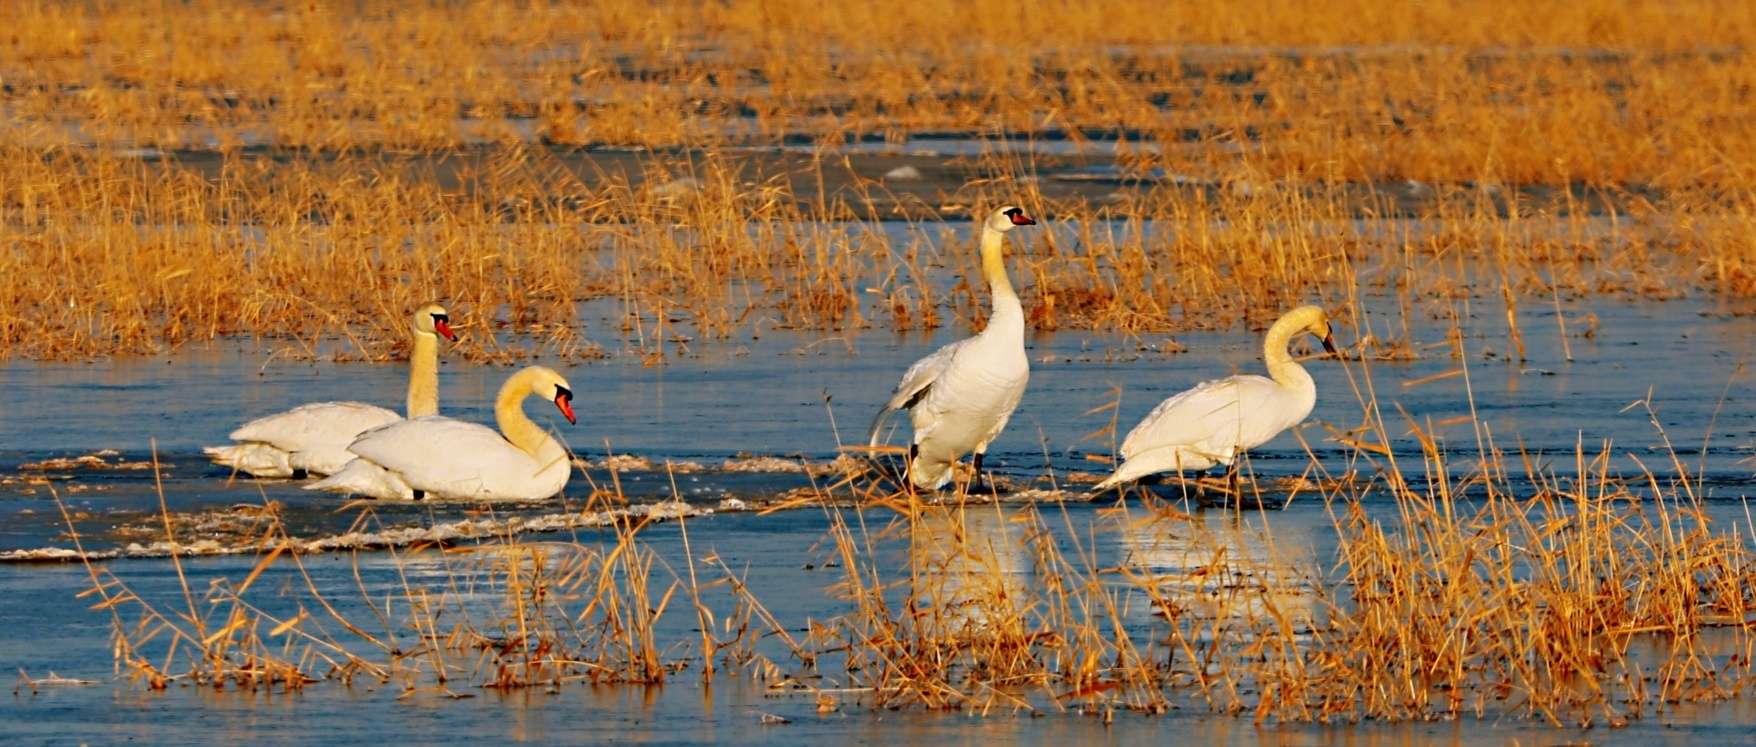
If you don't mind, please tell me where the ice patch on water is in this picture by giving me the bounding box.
[0,500,709,563]
[883,165,923,180]
[19,451,165,471]
[572,453,871,477]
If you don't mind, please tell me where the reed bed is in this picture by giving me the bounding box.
[0,141,1729,360]
[5,1,1756,358]
[23,0,1756,725]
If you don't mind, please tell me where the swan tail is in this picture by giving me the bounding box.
[867,407,895,448]
[1092,447,1230,493]
[1090,473,1126,493]
[306,459,415,500]
[204,443,295,479]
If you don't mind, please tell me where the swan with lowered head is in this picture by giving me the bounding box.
[205,303,457,478]
[1093,305,1338,492]
[868,205,1037,491]
[307,365,577,501]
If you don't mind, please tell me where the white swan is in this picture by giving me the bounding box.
[868,205,1037,490]
[1093,305,1338,492]
[204,303,457,478]
[306,366,577,501]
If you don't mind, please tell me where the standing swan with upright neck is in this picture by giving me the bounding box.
[307,366,577,501]
[869,205,1037,491]
[1093,305,1339,492]
[205,303,457,478]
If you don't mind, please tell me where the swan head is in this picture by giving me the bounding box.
[984,205,1037,234]
[413,302,458,342]
[1286,305,1339,355]
[525,366,578,425]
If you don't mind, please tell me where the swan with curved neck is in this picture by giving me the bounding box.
[205,302,457,478]
[307,366,577,501]
[1093,305,1339,492]
[868,205,1037,491]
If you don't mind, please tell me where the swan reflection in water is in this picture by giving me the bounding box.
[1111,507,1328,634]
[903,503,1029,633]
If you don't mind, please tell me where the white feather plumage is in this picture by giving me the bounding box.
[869,206,1036,490]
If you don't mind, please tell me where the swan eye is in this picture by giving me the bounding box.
[432,313,448,324]
[555,385,573,402]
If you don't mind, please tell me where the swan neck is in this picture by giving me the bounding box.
[1262,316,1313,392]
[495,371,552,458]
[407,330,440,418]
[979,225,1021,321]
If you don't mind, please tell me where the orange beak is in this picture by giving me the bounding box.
[554,387,577,425]
[434,315,457,342]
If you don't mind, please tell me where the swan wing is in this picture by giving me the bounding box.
[1118,375,1292,461]
[347,417,522,481]
[1098,375,1315,490]
[212,401,401,476]
[868,337,972,446]
[229,401,402,450]
[340,416,568,500]
[202,442,295,478]
[305,457,414,500]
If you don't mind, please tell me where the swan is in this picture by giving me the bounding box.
[1093,305,1339,492]
[868,205,1037,491]
[306,366,577,501]
[204,303,457,478]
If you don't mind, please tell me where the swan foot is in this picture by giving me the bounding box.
[963,477,1005,496]
[1191,464,1280,510]
[970,453,989,493]
[412,489,425,500]
[962,453,1007,496]
[901,443,921,493]
[291,468,309,480]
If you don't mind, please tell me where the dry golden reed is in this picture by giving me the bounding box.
[70,420,1756,726]
[47,331,1756,722]
[7,1,1756,358]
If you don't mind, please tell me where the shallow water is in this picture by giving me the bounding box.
[7,503,1756,745]
[6,295,1756,743]
[6,293,1756,543]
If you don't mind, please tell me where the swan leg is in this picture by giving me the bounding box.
[903,443,922,499]
[1195,463,1242,509]
[412,489,425,500]
[968,452,999,495]
[291,468,308,480]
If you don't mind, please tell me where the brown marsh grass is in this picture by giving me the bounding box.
[0,141,1719,361]
[16,0,1756,725]
[5,2,1756,357]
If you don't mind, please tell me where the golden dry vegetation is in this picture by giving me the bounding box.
[21,2,1756,726]
[65,408,1756,724]
[4,1,1756,358]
